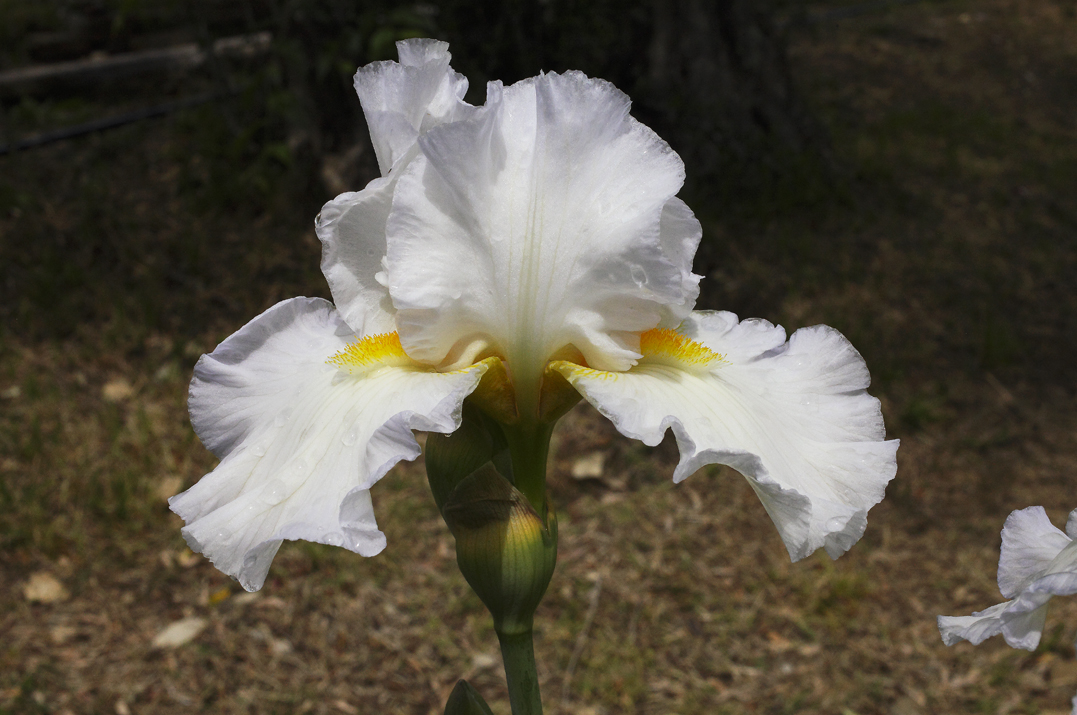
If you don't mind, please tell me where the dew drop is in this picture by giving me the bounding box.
[825,516,845,532]
[324,532,344,547]
[214,527,234,544]
[252,442,268,457]
[314,211,323,227]
[630,265,647,288]
[263,479,288,505]
[292,459,309,475]
[274,412,289,427]
[342,429,359,447]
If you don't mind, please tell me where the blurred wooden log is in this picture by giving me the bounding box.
[0,32,271,98]
[0,92,224,155]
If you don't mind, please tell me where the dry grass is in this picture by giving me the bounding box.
[3,0,1077,713]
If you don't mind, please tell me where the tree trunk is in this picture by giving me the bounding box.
[638,0,830,197]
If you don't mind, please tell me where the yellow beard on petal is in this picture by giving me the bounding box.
[550,328,726,388]
[327,332,427,375]
[638,328,727,373]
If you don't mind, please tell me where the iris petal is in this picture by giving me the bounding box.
[385,70,702,377]
[998,506,1072,598]
[939,508,1077,652]
[354,38,472,176]
[316,179,398,336]
[172,297,486,590]
[320,39,475,337]
[552,311,898,562]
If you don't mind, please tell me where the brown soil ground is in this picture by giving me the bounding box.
[2,1,1077,713]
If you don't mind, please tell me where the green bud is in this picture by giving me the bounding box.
[425,405,506,512]
[442,464,557,635]
[443,680,495,715]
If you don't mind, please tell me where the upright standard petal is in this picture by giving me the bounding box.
[551,311,898,562]
[385,71,701,379]
[354,38,473,176]
[172,297,486,591]
[656,197,704,328]
[998,506,1072,598]
[321,40,476,336]
[316,179,398,336]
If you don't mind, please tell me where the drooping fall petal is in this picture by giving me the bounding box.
[552,311,898,561]
[172,297,486,590]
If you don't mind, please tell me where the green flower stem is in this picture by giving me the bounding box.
[501,421,555,515]
[497,628,543,715]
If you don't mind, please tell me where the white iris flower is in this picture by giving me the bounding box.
[171,40,899,592]
[939,506,1077,651]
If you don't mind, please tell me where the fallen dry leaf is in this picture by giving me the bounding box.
[151,617,207,648]
[24,572,69,603]
[156,475,183,502]
[49,625,77,645]
[570,451,606,479]
[102,378,134,402]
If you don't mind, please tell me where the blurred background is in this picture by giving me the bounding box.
[1,0,1075,713]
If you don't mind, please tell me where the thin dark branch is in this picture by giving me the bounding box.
[0,92,228,155]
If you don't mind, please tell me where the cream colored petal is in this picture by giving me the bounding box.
[174,297,485,591]
[354,39,472,176]
[940,510,1077,653]
[316,178,398,336]
[655,197,703,328]
[937,602,1010,647]
[997,506,1072,599]
[385,71,697,380]
[553,312,897,561]
[1002,547,1077,649]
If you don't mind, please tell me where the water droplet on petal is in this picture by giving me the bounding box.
[825,516,845,532]
[214,527,233,544]
[252,442,268,457]
[262,479,288,505]
[324,532,344,547]
[342,429,359,447]
[274,412,289,427]
[630,265,647,288]
[314,212,323,227]
[292,459,309,476]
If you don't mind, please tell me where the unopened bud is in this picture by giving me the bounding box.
[442,464,557,634]
[425,405,498,512]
